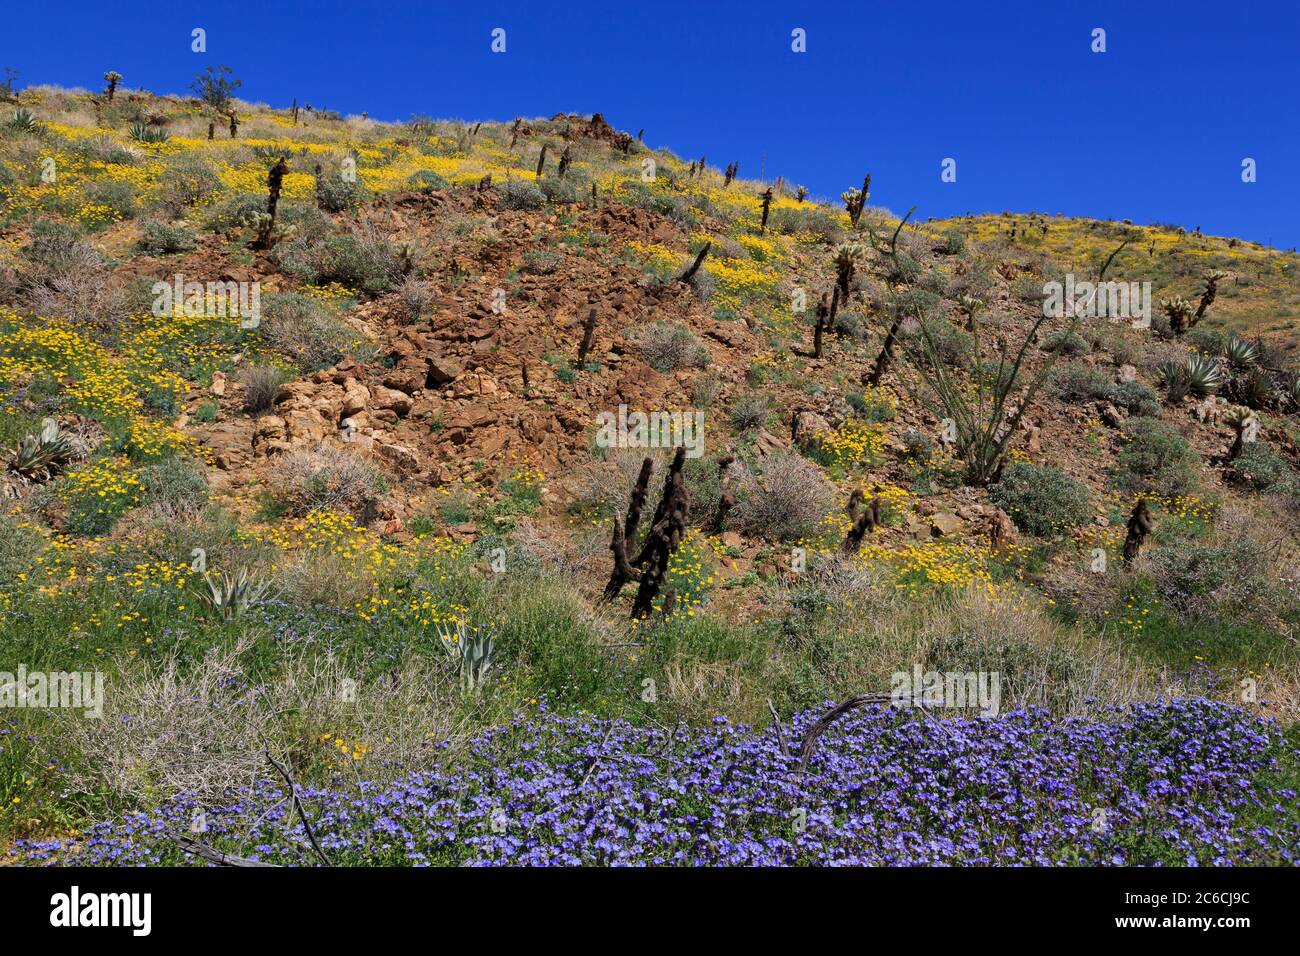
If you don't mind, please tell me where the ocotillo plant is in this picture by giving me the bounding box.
[759,188,774,235]
[892,225,1131,484]
[103,71,122,102]
[1123,499,1155,564]
[865,209,918,387]
[576,307,598,366]
[535,143,548,177]
[841,488,880,554]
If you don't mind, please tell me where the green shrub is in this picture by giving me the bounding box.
[274,234,404,293]
[497,180,545,211]
[1114,417,1198,495]
[260,291,367,371]
[159,155,220,212]
[137,219,197,254]
[1041,330,1089,356]
[1230,442,1296,493]
[990,462,1090,536]
[138,456,209,513]
[315,169,366,212]
[633,322,710,372]
[87,179,136,221]
[407,170,449,193]
[1113,380,1161,416]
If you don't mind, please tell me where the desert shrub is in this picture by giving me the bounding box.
[205,192,264,231]
[260,291,365,371]
[1144,535,1273,627]
[274,445,384,516]
[315,169,366,212]
[20,220,104,277]
[990,462,1090,536]
[1041,330,1089,356]
[916,318,972,367]
[634,322,710,372]
[1114,417,1198,495]
[1112,380,1161,416]
[137,456,209,515]
[731,453,835,541]
[691,372,721,408]
[240,363,289,413]
[937,229,966,255]
[728,393,770,431]
[617,180,692,225]
[158,154,220,212]
[137,219,197,254]
[1230,442,1296,493]
[274,233,403,293]
[86,179,136,221]
[520,250,561,275]
[497,180,545,211]
[394,276,433,321]
[407,169,448,193]
[1186,326,1226,356]
[901,428,935,462]
[767,204,843,243]
[1049,362,1113,402]
[539,177,580,205]
[832,309,865,339]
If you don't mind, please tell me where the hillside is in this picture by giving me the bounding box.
[2,82,1299,865]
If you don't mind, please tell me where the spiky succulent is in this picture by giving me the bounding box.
[434,619,496,694]
[129,121,169,144]
[9,108,37,132]
[200,569,270,618]
[1184,353,1224,396]
[1225,336,1258,368]
[4,418,74,484]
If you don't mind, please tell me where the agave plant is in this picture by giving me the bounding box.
[1184,353,1224,397]
[9,107,37,132]
[4,418,75,484]
[129,120,169,144]
[1225,336,1258,368]
[200,569,270,619]
[433,619,496,694]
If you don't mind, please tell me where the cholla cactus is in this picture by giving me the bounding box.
[4,419,75,486]
[1225,336,1257,368]
[841,174,871,226]
[103,71,123,101]
[200,569,270,619]
[243,210,296,249]
[434,620,496,693]
[1159,296,1194,335]
[833,242,864,302]
[1194,270,1228,325]
[956,294,984,331]
[1224,405,1258,459]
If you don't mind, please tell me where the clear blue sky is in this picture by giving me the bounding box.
[6,0,1298,247]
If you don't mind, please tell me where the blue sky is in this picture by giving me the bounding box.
[6,0,1298,247]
